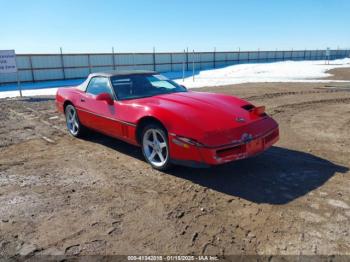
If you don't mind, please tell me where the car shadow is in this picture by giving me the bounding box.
[166,147,348,204]
[82,132,348,205]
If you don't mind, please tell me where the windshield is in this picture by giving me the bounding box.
[110,74,187,100]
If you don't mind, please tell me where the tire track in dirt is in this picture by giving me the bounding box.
[4,106,65,147]
[8,107,66,134]
[243,88,350,101]
[270,97,350,116]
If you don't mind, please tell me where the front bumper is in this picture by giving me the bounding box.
[169,127,279,167]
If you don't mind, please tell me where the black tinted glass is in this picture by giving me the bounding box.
[110,74,186,100]
[86,77,113,96]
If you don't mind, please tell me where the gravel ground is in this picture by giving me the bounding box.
[0,68,350,258]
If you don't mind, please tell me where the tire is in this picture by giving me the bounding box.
[141,124,172,171]
[65,104,84,137]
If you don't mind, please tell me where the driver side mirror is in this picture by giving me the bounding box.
[96,93,114,105]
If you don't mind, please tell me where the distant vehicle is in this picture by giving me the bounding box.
[56,71,279,170]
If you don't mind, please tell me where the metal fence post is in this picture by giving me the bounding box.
[182,49,185,82]
[213,47,216,68]
[237,48,240,64]
[60,47,66,79]
[16,71,22,97]
[192,49,195,82]
[112,47,116,70]
[170,52,173,72]
[337,46,339,59]
[29,55,35,82]
[274,49,277,61]
[115,52,119,71]
[186,47,189,71]
[152,47,156,71]
[88,54,92,74]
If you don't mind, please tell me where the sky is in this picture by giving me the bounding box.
[1,0,349,53]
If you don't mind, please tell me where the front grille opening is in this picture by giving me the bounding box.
[217,145,244,158]
[265,129,279,144]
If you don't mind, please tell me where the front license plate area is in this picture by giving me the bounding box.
[246,138,264,155]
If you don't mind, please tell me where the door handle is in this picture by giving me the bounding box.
[80,98,86,102]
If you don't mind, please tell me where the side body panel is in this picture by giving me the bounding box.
[56,87,138,145]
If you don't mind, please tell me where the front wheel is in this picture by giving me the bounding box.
[65,104,84,137]
[141,124,171,171]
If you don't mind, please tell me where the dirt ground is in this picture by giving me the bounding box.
[1,68,350,258]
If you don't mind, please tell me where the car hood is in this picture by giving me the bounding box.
[128,91,278,147]
[137,91,256,126]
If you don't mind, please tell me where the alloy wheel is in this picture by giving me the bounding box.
[142,128,168,168]
[65,105,79,136]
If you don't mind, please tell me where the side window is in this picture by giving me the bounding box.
[111,77,133,98]
[86,77,113,96]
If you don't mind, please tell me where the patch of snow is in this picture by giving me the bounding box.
[172,58,350,88]
[0,87,59,99]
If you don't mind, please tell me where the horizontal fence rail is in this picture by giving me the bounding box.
[1,49,349,84]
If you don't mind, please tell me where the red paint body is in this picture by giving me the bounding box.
[56,87,279,167]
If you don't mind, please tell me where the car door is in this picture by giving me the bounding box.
[77,76,123,137]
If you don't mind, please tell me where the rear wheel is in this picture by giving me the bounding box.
[65,104,84,137]
[141,124,171,170]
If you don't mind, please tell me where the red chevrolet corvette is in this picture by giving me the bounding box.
[56,70,279,170]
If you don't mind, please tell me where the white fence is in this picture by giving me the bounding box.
[1,49,349,84]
